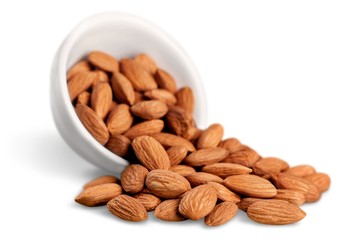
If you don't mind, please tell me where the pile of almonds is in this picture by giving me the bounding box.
[68,51,331,226]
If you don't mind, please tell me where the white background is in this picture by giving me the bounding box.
[0,0,354,239]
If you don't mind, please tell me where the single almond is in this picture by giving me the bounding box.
[77,91,90,106]
[166,146,188,166]
[273,189,306,206]
[283,164,316,177]
[154,69,177,93]
[197,123,224,149]
[154,199,186,221]
[253,157,289,177]
[221,145,260,167]
[67,60,91,79]
[144,89,177,105]
[91,82,112,119]
[111,72,135,106]
[185,172,223,187]
[169,165,196,177]
[179,184,217,220]
[75,104,109,145]
[184,148,229,167]
[219,138,242,153]
[92,70,109,86]
[165,106,195,138]
[88,51,119,72]
[105,134,131,157]
[247,200,306,225]
[120,58,157,91]
[133,193,161,211]
[83,176,119,190]
[224,174,277,198]
[175,87,194,114]
[207,182,241,204]
[145,169,191,198]
[107,195,148,222]
[120,164,149,194]
[184,127,202,142]
[303,173,331,193]
[134,54,158,74]
[238,198,288,212]
[75,183,122,207]
[124,119,164,141]
[202,163,252,178]
[205,202,238,226]
[132,136,171,170]
[106,104,133,135]
[131,100,168,120]
[68,71,97,101]
[151,133,196,152]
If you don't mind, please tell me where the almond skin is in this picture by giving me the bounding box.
[107,195,148,222]
[88,51,119,72]
[68,71,97,101]
[166,146,188,166]
[75,183,122,207]
[144,89,177,105]
[131,100,168,120]
[105,134,131,157]
[208,182,241,204]
[224,174,277,198]
[179,184,217,220]
[134,54,158,74]
[121,164,149,194]
[219,138,242,153]
[184,148,229,167]
[67,60,91,79]
[91,82,112,119]
[132,136,171,171]
[75,104,109,145]
[106,104,133,135]
[133,193,161,211]
[185,172,223,187]
[77,91,90,106]
[83,176,119,190]
[154,199,186,221]
[154,69,177,93]
[197,123,224,149]
[123,120,164,141]
[283,164,316,177]
[205,202,238,226]
[92,70,109,86]
[175,87,194,114]
[169,165,196,177]
[165,106,195,138]
[151,133,196,152]
[273,189,306,206]
[134,91,144,104]
[238,198,288,212]
[253,157,289,177]
[221,145,260,167]
[303,173,331,193]
[111,72,135,106]
[202,163,252,178]
[145,169,191,198]
[247,200,306,225]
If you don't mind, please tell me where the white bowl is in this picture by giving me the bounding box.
[50,12,207,173]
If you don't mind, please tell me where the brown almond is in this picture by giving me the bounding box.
[91,82,112,119]
[92,70,109,86]
[273,189,306,206]
[224,174,277,198]
[75,183,122,207]
[154,199,186,221]
[202,163,252,178]
[303,173,331,193]
[124,120,164,141]
[83,176,119,190]
[197,123,224,149]
[88,51,119,72]
[271,173,320,202]
[154,69,177,93]
[207,182,241,204]
[221,145,260,167]
[169,165,196,177]
[77,91,90,106]
[75,104,109,145]
[134,54,158,74]
[184,148,229,167]
[107,195,148,222]
[283,164,316,177]
[238,198,288,212]
[184,127,202,142]
[67,60,91,79]
[106,104,133,135]
[131,100,168,120]
[253,157,289,177]
[247,200,306,225]
[166,146,188,166]
[165,106,195,138]
[121,164,149,194]
[185,172,223,187]
[219,138,242,153]
[105,134,131,157]
[111,72,135,106]
[175,87,194,114]
[145,169,191,198]
[120,58,157,91]
[205,202,238,226]
[68,71,97,101]
[151,133,196,152]
[144,89,177,105]
[179,184,217,220]
[133,193,161,211]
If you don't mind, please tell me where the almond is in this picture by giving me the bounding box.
[273,189,306,206]
[179,184,217,220]
[107,195,148,222]
[120,58,157,91]
[145,169,191,198]
[283,164,316,177]
[133,193,161,211]
[184,148,229,167]
[151,133,196,152]
[92,70,109,86]
[221,145,260,167]
[144,89,177,105]
[303,173,331,193]
[205,202,238,226]
[224,174,277,198]
[124,119,164,141]
[154,199,186,221]
[67,60,91,79]
[134,54,158,74]
[88,51,119,72]
[197,123,224,149]
[184,127,202,142]
[202,163,252,178]
[238,198,288,212]
[105,134,131,157]
[131,100,168,120]
[75,183,122,207]
[165,106,195,138]
[77,91,90,106]
[175,87,194,114]
[132,136,171,171]
[253,157,289,177]
[68,71,97,101]
[219,138,242,153]
[134,91,144,104]
[91,82,112,119]
[207,182,241,204]
[154,69,177,93]
[111,72,135,106]
[83,176,119,190]
[247,200,306,225]
[120,164,149,194]
[185,172,223,187]
[271,173,320,202]
[166,146,188,166]
[169,165,196,176]
[75,104,109,145]
[106,104,133,135]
